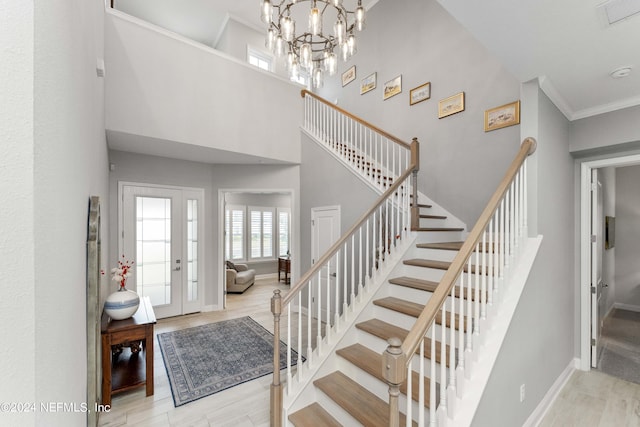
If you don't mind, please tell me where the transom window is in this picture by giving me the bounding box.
[247,46,274,72]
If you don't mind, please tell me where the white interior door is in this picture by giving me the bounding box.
[122,185,204,319]
[311,206,340,324]
[591,169,604,367]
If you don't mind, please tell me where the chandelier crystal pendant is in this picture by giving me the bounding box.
[260,0,366,89]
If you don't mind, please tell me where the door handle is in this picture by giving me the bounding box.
[330,272,337,277]
[173,266,181,271]
[602,283,608,288]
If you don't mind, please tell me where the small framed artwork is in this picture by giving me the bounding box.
[438,92,465,118]
[484,100,521,132]
[383,75,402,100]
[409,82,431,105]
[360,72,377,95]
[342,65,356,87]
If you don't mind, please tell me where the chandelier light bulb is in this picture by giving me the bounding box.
[331,0,343,7]
[334,19,346,44]
[347,33,357,56]
[265,28,276,51]
[291,60,300,81]
[260,0,273,24]
[300,42,312,69]
[275,34,285,57]
[340,40,350,62]
[324,51,337,76]
[355,3,366,31]
[309,5,322,36]
[313,67,324,89]
[285,51,295,71]
[281,16,295,42]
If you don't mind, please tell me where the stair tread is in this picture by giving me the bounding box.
[389,276,479,301]
[419,214,447,219]
[356,319,449,365]
[416,241,497,252]
[416,241,464,250]
[289,403,341,427]
[314,371,416,427]
[404,258,492,275]
[336,344,438,406]
[374,297,468,331]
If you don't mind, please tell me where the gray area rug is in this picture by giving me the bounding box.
[158,316,301,406]
[598,309,640,385]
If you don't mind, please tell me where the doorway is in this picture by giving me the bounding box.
[579,154,640,370]
[120,183,204,319]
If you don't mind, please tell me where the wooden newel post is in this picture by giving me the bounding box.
[410,138,420,231]
[270,290,283,427]
[383,337,407,427]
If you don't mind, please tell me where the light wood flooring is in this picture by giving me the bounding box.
[98,278,292,427]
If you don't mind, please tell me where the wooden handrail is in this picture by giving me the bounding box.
[399,137,537,359]
[281,140,418,307]
[301,89,411,150]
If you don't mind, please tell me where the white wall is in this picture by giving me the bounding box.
[109,150,300,308]
[473,85,575,426]
[33,0,110,425]
[318,0,522,227]
[614,165,640,310]
[105,10,302,164]
[0,0,37,422]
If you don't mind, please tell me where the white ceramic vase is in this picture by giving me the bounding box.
[104,287,140,320]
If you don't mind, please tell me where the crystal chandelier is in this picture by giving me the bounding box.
[260,0,366,89]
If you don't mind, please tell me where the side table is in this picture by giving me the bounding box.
[278,256,291,284]
[101,296,156,406]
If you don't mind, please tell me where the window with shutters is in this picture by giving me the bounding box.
[249,207,275,260]
[225,205,245,261]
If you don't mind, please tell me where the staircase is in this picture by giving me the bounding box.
[287,203,465,425]
[270,90,541,426]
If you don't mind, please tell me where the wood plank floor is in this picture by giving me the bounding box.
[98,278,300,427]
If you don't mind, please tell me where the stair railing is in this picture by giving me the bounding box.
[302,89,414,196]
[270,93,420,426]
[383,137,537,427]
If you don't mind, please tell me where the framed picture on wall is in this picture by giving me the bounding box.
[484,100,521,132]
[438,92,465,118]
[342,65,356,87]
[383,75,402,100]
[410,82,431,105]
[360,72,377,95]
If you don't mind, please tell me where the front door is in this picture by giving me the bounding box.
[121,184,204,319]
[311,206,340,324]
[591,170,604,367]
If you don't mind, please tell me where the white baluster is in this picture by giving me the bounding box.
[326,258,331,340]
[429,332,435,427]
[297,292,302,380]
[287,303,291,393]
[440,309,447,414]
[459,268,466,371]
[317,273,322,351]
[524,159,528,236]
[343,242,348,312]
[359,227,363,293]
[466,257,473,352]
[406,361,412,427]
[481,232,487,320]
[307,279,312,363]
[420,338,426,427]
[335,251,340,326]
[366,218,370,281]
[350,234,355,304]
[449,284,456,399]
[488,217,495,306]
[474,245,480,336]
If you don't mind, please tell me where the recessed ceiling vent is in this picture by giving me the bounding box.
[602,0,640,24]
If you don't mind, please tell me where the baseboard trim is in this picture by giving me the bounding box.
[523,358,578,427]
[613,302,640,313]
[256,273,278,280]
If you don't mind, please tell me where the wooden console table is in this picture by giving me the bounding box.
[278,256,291,284]
[101,296,156,406]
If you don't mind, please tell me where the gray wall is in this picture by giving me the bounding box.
[109,150,300,308]
[299,133,379,273]
[472,88,575,426]
[614,165,640,309]
[318,0,522,227]
[570,105,640,152]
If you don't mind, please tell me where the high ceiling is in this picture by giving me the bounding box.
[114,0,640,121]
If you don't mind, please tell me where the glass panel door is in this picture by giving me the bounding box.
[122,185,204,318]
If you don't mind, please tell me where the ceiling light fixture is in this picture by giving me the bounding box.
[610,66,633,78]
[260,0,366,89]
